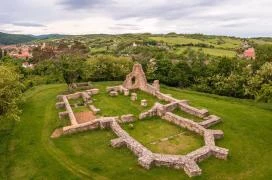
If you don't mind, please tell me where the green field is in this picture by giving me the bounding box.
[251,39,272,45]
[150,36,203,45]
[149,36,241,49]
[174,47,237,57]
[1,82,272,179]
[149,36,238,57]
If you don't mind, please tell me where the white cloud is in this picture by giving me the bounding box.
[0,0,271,37]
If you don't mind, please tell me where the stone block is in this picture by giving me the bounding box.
[131,93,137,101]
[88,105,100,114]
[138,155,154,169]
[124,89,129,96]
[120,114,135,123]
[109,91,118,96]
[59,111,68,119]
[56,102,65,109]
[111,138,125,148]
[141,99,147,107]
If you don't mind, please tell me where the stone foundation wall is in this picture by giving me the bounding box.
[62,120,100,135]
[164,101,179,112]
[139,103,159,119]
[199,115,221,128]
[86,88,99,95]
[106,85,129,95]
[62,96,78,125]
[56,102,65,109]
[154,91,179,102]
[88,105,100,114]
[162,112,206,136]
[66,92,82,100]
[119,114,135,123]
[178,102,209,118]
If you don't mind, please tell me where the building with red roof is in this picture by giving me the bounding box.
[243,48,255,59]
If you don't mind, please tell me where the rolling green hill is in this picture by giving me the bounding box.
[0,32,65,45]
[0,32,36,45]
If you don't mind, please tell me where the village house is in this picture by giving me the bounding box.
[243,47,255,59]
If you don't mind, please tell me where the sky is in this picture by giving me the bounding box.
[0,0,271,37]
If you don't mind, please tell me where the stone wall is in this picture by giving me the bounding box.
[62,95,78,125]
[154,91,179,102]
[119,114,135,123]
[199,115,221,128]
[88,105,100,114]
[106,85,129,95]
[162,112,206,136]
[139,103,160,119]
[178,102,209,118]
[123,63,148,90]
[86,88,99,95]
[66,92,82,100]
[62,120,100,135]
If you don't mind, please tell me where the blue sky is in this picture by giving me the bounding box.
[0,0,271,37]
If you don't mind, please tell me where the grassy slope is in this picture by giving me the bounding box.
[149,36,238,57]
[2,82,272,179]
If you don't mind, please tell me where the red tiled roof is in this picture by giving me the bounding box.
[243,48,255,59]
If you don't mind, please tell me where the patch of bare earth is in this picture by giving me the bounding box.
[74,111,96,124]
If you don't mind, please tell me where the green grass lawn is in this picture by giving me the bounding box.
[72,106,90,113]
[1,82,272,179]
[122,117,203,155]
[172,108,203,122]
[69,98,84,106]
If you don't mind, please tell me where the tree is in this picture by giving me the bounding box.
[56,55,85,91]
[83,55,132,81]
[246,62,272,102]
[0,65,23,121]
[31,46,55,63]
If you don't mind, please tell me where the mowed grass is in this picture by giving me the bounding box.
[92,82,166,116]
[122,117,204,155]
[1,82,272,179]
[172,109,203,122]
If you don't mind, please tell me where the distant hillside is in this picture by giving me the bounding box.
[0,32,36,45]
[0,32,66,45]
[35,34,66,40]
